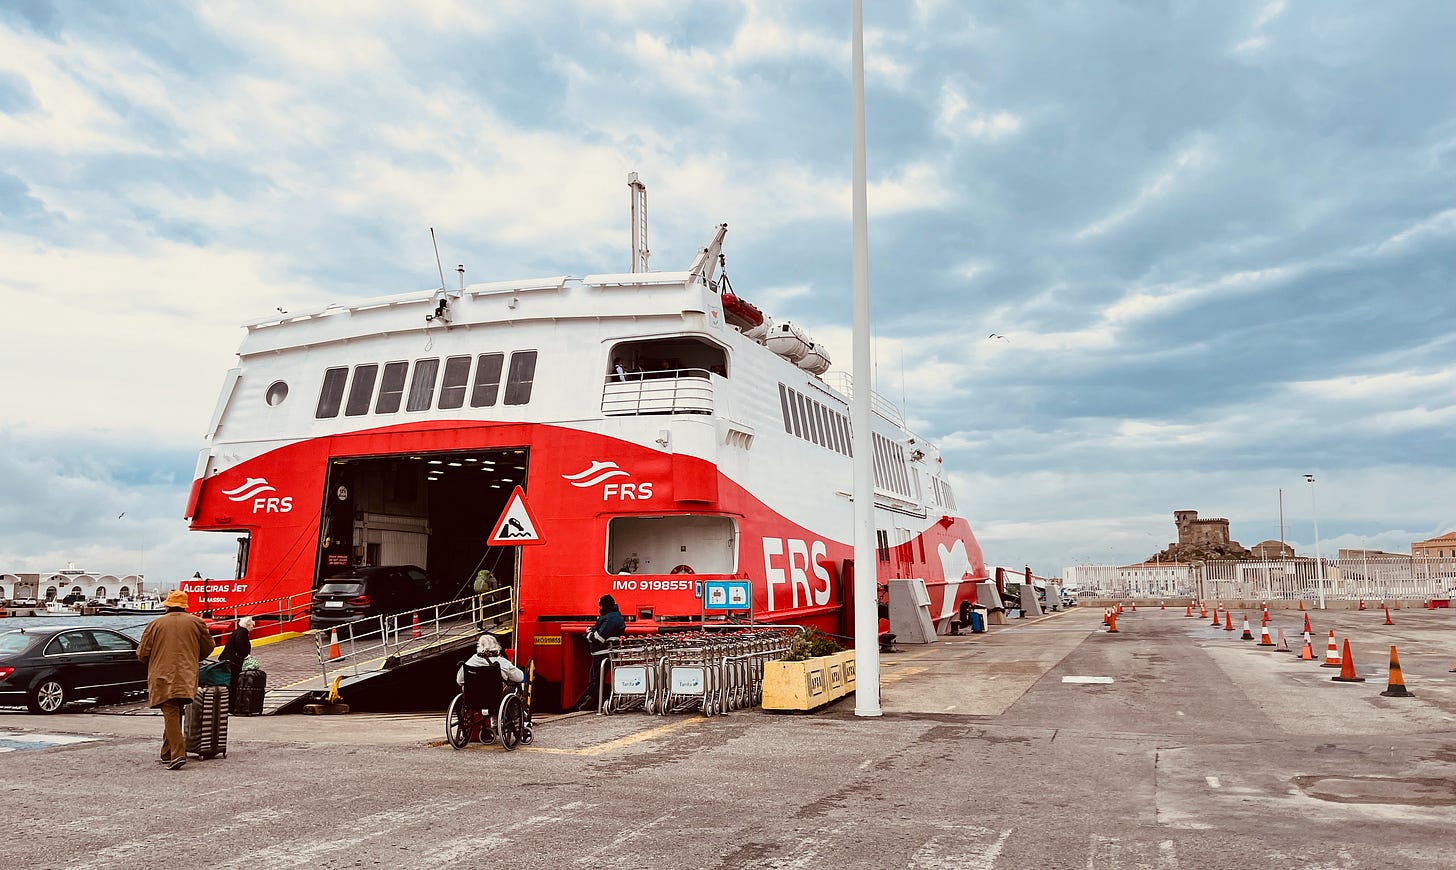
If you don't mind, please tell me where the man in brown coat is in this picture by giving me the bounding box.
[137,589,216,770]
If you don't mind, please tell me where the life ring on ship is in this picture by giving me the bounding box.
[670,564,695,575]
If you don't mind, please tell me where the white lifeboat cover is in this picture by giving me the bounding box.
[765,321,811,362]
[797,343,831,375]
[744,314,774,343]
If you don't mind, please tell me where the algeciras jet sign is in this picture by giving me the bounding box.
[221,477,293,514]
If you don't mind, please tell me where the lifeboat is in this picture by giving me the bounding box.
[765,321,811,362]
[744,314,773,343]
[796,342,831,375]
[721,290,765,332]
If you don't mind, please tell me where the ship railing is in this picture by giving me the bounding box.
[1073,558,1456,602]
[201,590,316,639]
[820,371,904,428]
[314,588,515,683]
[599,626,794,717]
[600,368,714,416]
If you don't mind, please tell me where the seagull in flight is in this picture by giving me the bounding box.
[988,333,1009,341]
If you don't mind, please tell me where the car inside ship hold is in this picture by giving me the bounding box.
[316,449,529,607]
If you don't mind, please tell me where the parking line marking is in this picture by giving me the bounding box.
[1062,676,1114,684]
[523,717,699,756]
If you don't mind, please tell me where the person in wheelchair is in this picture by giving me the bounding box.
[456,633,524,690]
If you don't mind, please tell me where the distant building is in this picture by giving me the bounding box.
[0,567,147,603]
[1411,531,1456,559]
[1173,510,1232,548]
[1250,539,1295,560]
[1337,548,1408,561]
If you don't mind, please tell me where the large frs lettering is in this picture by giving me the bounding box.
[252,497,293,513]
[762,538,832,611]
[601,482,652,501]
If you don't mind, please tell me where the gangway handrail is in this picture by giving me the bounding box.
[314,588,515,685]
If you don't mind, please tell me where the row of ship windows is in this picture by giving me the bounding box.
[932,476,958,511]
[315,351,538,420]
[776,383,915,500]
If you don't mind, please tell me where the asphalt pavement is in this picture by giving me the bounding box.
[3,605,1453,869]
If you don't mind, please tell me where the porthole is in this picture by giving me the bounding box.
[265,381,289,406]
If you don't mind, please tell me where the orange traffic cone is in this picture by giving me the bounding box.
[1275,627,1291,652]
[1302,612,1312,635]
[1200,604,1208,619]
[1379,646,1412,697]
[1331,639,1365,683]
[1358,597,1366,611]
[1106,612,1119,633]
[1210,607,1221,626]
[1298,599,1305,611]
[1261,609,1270,627]
[1103,608,1111,625]
[411,611,423,639]
[1320,630,1341,668]
[328,628,342,660]
[1393,599,1400,610]
[1184,604,1194,617]
[1257,624,1275,647]
[1131,602,1137,612]
[1240,616,1255,640]
[1300,633,1315,660]
[1383,606,1393,626]
[1224,611,1235,631]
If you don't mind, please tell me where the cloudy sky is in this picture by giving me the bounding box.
[2,0,1454,589]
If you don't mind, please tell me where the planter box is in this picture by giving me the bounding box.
[763,651,858,711]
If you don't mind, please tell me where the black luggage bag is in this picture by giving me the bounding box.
[186,685,229,759]
[234,669,267,716]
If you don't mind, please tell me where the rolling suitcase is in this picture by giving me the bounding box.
[234,669,267,716]
[186,685,229,759]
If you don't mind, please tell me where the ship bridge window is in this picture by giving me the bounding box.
[607,515,737,576]
[504,350,537,405]
[471,353,504,407]
[315,367,348,418]
[407,358,440,411]
[345,364,379,416]
[376,361,408,413]
[438,355,471,409]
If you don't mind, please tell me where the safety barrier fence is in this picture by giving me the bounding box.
[200,590,315,640]
[1064,558,1456,602]
[601,368,715,416]
[597,626,795,717]
[314,589,513,684]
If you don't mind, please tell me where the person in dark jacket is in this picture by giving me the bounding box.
[219,616,255,712]
[578,594,626,711]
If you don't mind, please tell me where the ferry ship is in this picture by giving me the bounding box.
[183,176,986,708]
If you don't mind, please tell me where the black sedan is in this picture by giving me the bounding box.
[0,626,148,714]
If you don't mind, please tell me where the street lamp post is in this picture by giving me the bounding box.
[1304,474,1325,609]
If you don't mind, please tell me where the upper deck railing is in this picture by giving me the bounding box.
[820,372,903,428]
[601,368,714,416]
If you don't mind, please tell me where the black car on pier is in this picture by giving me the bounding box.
[0,626,149,713]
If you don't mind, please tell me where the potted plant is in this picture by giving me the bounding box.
[762,628,850,711]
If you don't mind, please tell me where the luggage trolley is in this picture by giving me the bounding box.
[602,639,655,714]
[446,660,534,750]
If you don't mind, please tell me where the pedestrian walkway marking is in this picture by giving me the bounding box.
[1062,676,1114,684]
[0,731,98,753]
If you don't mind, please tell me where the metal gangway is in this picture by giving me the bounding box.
[597,626,794,717]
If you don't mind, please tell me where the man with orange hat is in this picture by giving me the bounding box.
[137,590,216,770]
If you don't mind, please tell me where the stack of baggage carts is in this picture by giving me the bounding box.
[600,627,793,717]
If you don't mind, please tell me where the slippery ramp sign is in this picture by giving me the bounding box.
[487,486,546,546]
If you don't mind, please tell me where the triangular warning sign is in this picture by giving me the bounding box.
[487,486,545,546]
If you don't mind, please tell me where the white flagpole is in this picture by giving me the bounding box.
[851,0,881,717]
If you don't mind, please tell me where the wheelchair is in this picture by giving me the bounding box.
[446,659,534,751]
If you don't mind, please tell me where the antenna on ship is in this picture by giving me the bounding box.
[629,172,649,273]
[425,228,453,325]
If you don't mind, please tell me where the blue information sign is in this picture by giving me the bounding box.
[703,580,752,611]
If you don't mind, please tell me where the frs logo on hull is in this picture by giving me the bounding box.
[562,460,653,501]
[220,477,293,514]
[762,537,832,611]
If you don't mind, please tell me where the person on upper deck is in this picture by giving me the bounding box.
[612,357,627,382]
